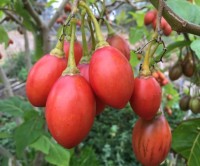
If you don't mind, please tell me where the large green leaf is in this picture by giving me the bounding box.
[190,39,200,60]
[31,135,71,166]
[70,147,100,166]
[14,115,44,156]
[0,97,34,117]
[129,27,145,45]
[0,26,9,47]
[130,51,140,69]
[167,0,200,25]
[172,118,200,166]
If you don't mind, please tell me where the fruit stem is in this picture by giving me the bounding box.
[104,19,115,36]
[62,18,79,75]
[88,17,96,51]
[80,9,90,62]
[79,1,109,49]
[50,35,65,58]
[141,33,158,76]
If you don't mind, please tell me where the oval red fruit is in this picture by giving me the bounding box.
[130,76,161,120]
[132,115,171,166]
[144,10,156,25]
[163,24,172,36]
[64,40,83,65]
[78,63,106,115]
[106,34,130,61]
[26,55,67,107]
[45,75,95,148]
[89,46,134,109]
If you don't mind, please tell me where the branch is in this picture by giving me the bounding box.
[150,0,200,36]
[4,10,22,25]
[22,0,43,27]
[48,0,69,28]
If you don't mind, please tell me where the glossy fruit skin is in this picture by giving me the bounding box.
[78,63,106,115]
[46,75,95,149]
[179,95,191,111]
[169,62,182,81]
[163,24,172,36]
[106,34,130,61]
[26,54,67,107]
[189,97,200,114]
[130,76,161,120]
[64,40,83,65]
[132,115,171,166]
[182,54,195,77]
[144,10,156,25]
[89,46,134,109]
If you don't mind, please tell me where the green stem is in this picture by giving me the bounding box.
[81,9,90,62]
[104,20,115,36]
[88,17,96,51]
[79,1,108,49]
[141,33,158,76]
[62,19,79,75]
[50,35,65,58]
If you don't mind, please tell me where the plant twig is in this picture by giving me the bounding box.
[150,0,200,36]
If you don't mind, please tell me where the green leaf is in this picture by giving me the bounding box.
[0,26,9,47]
[30,135,51,154]
[172,118,200,166]
[129,27,145,45]
[31,135,71,166]
[45,139,70,166]
[163,84,180,107]
[130,51,140,68]
[14,1,36,31]
[70,147,100,166]
[46,0,58,7]
[190,39,200,60]
[14,115,44,156]
[129,11,145,27]
[167,0,200,25]
[0,97,34,117]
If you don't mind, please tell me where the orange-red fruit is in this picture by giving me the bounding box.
[46,75,95,148]
[130,76,161,120]
[56,17,64,24]
[26,54,67,107]
[8,39,13,45]
[64,3,71,12]
[78,63,106,115]
[144,10,156,25]
[132,115,171,166]
[164,24,172,36]
[106,34,130,61]
[89,46,134,109]
[64,40,83,65]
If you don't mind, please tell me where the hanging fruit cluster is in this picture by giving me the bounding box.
[169,52,195,81]
[25,1,172,165]
[179,94,200,114]
[144,10,172,36]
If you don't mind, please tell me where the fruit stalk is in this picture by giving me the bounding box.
[50,35,65,58]
[104,19,115,36]
[81,9,89,60]
[88,17,96,51]
[79,1,108,49]
[62,19,79,75]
